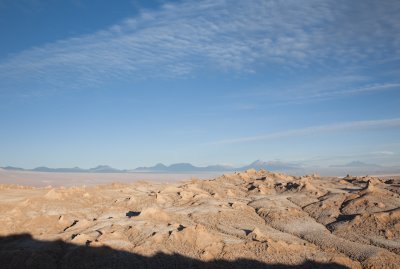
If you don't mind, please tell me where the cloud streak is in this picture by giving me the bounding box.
[209,118,400,145]
[287,81,400,104]
[0,0,399,91]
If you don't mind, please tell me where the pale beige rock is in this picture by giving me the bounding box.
[0,171,399,268]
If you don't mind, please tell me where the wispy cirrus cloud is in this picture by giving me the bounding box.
[323,83,400,96]
[372,151,396,156]
[0,0,399,92]
[230,67,400,107]
[209,118,400,145]
[285,81,400,104]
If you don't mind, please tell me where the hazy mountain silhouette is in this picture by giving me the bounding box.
[133,160,300,172]
[2,165,125,173]
[238,160,301,171]
[330,161,382,168]
[88,165,124,173]
[0,233,349,269]
[1,160,301,173]
[135,163,168,171]
[134,162,233,172]
[1,166,25,171]
[32,166,87,173]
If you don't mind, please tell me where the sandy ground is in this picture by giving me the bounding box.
[0,170,399,268]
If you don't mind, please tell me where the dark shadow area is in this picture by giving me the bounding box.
[177,224,185,231]
[338,187,363,192]
[247,183,257,191]
[243,229,253,236]
[126,211,141,218]
[285,182,300,190]
[326,214,359,232]
[63,220,79,231]
[335,214,358,222]
[0,233,350,269]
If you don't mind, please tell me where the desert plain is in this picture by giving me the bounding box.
[0,169,399,268]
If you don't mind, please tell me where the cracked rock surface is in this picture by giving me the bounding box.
[0,170,399,268]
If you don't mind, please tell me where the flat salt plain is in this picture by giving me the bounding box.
[0,168,223,187]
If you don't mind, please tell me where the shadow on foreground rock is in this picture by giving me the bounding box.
[0,233,349,269]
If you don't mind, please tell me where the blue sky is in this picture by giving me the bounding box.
[0,0,399,170]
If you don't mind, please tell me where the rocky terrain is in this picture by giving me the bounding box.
[0,170,399,268]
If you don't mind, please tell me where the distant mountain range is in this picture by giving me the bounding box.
[1,165,125,173]
[2,160,399,176]
[330,161,382,168]
[1,160,300,173]
[133,163,233,172]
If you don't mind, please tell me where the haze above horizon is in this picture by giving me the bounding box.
[1,0,399,173]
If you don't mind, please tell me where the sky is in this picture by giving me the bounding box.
[0,0,399,171]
